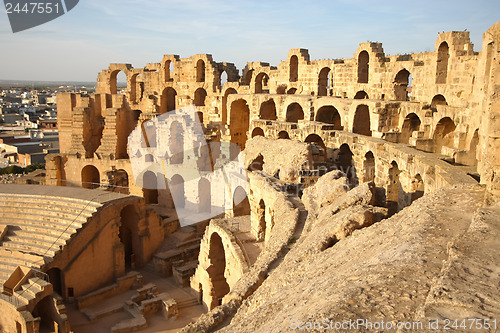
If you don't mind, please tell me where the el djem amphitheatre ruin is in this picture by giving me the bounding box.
[0,20,499,333]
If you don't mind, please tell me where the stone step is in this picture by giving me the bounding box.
[0,195,102,209]
[8,229,69,247]
[0,214,86,230]
[0,206,93,222]
[177,298,199,309]
[0,199,99,215]
[0,239,57,257]
[0,222,77,238]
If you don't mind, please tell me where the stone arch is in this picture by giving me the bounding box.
[436,42,450,84]
[289,55,298,82]
[316,105,342,129]
[387,161,400,216]
[354,90,368,99]
[286,102,304,123]
[198,178,211,213]
[353,104,372,136]
[233,186,250,217]
[207,233,230,309]
[363,151,375,182]
[220,70,228,88]
[160,87,177,114]
[196,59,205,82]
[255,72,270,93]
[401,113,421,144]
[433,117,456,153]
[278,131,290,139]
[411,174,424,202]
[194,88,207,107]
[164,59,174,82]
[110,70,127,95]
[259,99,277,120]
[358,51,369,83]
[222,88,237,125]
[318,67,331,96]
[81,165,99,189]
[119,205,139,269]
[394,69,410,101]
[229,99,250,155]
[171,174,185,209]
[169,120,184,164]
[431,94,447,109]
[252,127,265,138]
[142,171,158,204]
[338,143,355,185]
[305,134,326,163]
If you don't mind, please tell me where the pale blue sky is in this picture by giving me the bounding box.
[0,0,499,81]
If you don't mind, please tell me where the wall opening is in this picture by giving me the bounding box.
[233,186,250,216]
[286,103,304,123]
[47,268,62,296]
[411,174,424,202]
[220,70,228,88]
[248,154,264,171]
[387,161,400,216]
[259,99,277,120]
[120,205,139,269]
[255,73,270,93]
[469,128,479,167]
[278,131,290,139]
[400,113,421,144]
[171,174,185,209]
[222,88,237,125]
[169,121,184,164]
[433,117,456,154]
[354,90,368,99]
[338,143,355,185]
[161,87,177,114]
[142,171,158,204]
[363,151,375,183]
[207,233,230,309]
[194,88,207,107]
[358,51,369,83]
[394,69,410,101]
[257,199,266,241]
[287,88,297,94]
[110,70,127,95]
[318,67,331,96]
[251,127,265,138]
[436,42,450,84]
[229,99,250,156]
[289,55,298,82]
[430,94,447,109]
[81,165,99,189]
[315,105,342,129]
[196,59,205,82]
[198,178,211,213]
[353,104,372,136]
[164,60,173,82]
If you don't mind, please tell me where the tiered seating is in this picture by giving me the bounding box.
[0,193,102,285]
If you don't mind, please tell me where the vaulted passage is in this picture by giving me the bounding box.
[433,117,456,154]
[357,51,369,83]
[119,205,139,269]
[161,87,177,113]
[259,99,277,120]
[353,105,371,136]
[222,88,237,125]
[171,174,185,209]
[81,165,99,189]
[394,69,410,101]
[230,99,250,155]
[318,67,331,96]
[194,88,207,106]
[305,134,327,165]
[207,233,230,309]
[436,42,449,84]
[142,171,158,204]
[401,113,421,144]
[316,105,342,129]
[278,131,290,139]
[286,103,304,123]
[233,186,250,217]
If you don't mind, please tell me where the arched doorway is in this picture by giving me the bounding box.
[142,171,158,204]
[194,88,207,106]
[120,205,139,269]
[363,151,375,183]
[110,70,127,95]
[315,106,342,129]
[207,233,230,309]
[160,87,177,113]
[259,99,277,120]
[411,174,424,202]
[400,113,421,144]
[318,67,331,96]
[358,51,369,83]
[251,127,265,138]
[338,143,355,185]
[222,88,237,125]
[394,69,410,101]
[229,99,250,155]
[233,186,250,216]
[433,117,456,154]
[198,178,211,213]
[81,165,99,189]
[436,42,449,84]
[196,59,205,82]
[171,174,185,209]
[278,131,290,139]
[354,90,368,99]
[353,105,372,136]
[431,94,447,109]
[289,55,298,82]
[286,103,304,123]
[387,161,400,216]
[255,73,270,93]
[47,268,62,296]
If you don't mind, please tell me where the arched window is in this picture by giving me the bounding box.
[289,55,298,82]
[394,69,411,101]
[196,59,205,82]
[160,87,177,113]
[353,105,371,136]
[286,103,304,123]
[357,51,369,83]
[436,42,450,84]
[194,88,207,106]
[315,106,342,129]
[259,99,277,120]
[318,67,331,96]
